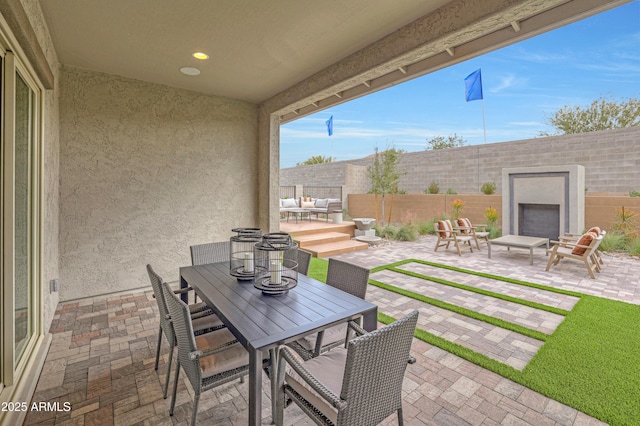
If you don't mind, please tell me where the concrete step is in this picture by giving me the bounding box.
[304,240,369,258]
[294,232,351,248]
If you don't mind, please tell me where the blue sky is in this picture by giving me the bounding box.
[280,1,640,168]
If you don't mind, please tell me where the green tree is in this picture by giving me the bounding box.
[296,155,333,166]
[368,146,404,225]
[425,134,466,150]
[540,96,640,136]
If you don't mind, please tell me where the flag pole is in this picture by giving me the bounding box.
[482,98,487,144]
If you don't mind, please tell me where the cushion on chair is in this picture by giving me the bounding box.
[301,201,315,208]
[285,347,348,424]
[571,232,596,255]
[457,218,472,234]
[192,312,224,333]
[587,226,601,235]
[437,220,453,238]
[297,323,348,351]
[196,328,249,376]
[189,301,210,314]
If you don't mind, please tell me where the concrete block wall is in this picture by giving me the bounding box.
[281,127,640,196]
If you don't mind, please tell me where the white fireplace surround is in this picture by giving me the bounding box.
[502,165,585,238]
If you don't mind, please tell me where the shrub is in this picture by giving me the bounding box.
[374,222,419,241]
[611,207,638,241]
[395,224,418,241]
[452,199,464,219]
[599,232,626,252]
[485,206,499,226]
[417,221,435,235]
[481,181,496,195]
[425,181,440,194]
[446,188,457,195]
[486,224,502,239]
[628,238,640,256]
[630,190,640,197]
[374,224,397,240]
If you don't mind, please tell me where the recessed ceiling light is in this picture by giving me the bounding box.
[193,52,209,60]
[180,67,201,76]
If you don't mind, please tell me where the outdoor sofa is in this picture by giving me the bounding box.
[280,197,342,221]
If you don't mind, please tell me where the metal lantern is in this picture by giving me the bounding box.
[230,227,262,280]
[253,232,298,295]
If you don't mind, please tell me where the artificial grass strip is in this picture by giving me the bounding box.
[385,265,569,316]
[522,296,640,425]
[369,278,549,342]
[307,257,328,282]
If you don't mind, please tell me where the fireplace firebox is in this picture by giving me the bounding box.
[518,204,560,241]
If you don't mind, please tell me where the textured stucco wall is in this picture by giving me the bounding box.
[59,67,258,300]
[281,127,640,196]
[21,0,60,331]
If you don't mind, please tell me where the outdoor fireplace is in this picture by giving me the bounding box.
[502,165,584,238]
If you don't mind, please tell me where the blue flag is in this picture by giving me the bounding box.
[464,69,483,102]
[325,115,333,136]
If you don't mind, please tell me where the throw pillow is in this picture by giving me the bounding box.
[282,198,297,208]
[571,232,596,255]
[315,198,329,208]
[301,201,315,208]
[437,220,453,238]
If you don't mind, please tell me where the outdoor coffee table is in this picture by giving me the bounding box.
[487,235,549,265]
[285,208,311,223]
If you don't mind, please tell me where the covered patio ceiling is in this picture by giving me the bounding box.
[39,0,628,121]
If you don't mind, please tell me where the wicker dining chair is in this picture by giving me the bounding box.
[161,279,261,426]
[275,310,418,426]
[289,258,370,359]
[190,241,230,265]
[146,264,225,398]
[296,249,313,275]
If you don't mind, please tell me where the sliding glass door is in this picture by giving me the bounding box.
[1,47,42,391]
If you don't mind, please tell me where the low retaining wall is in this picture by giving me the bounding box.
[348,194,640,233]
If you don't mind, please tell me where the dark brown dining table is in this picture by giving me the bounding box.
[180,262,378,426]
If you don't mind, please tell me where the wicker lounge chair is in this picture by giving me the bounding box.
[275,311,418,426]
[434,220,474,256]
[146,264,224,399]
[546,232,604,279]
[288,258,370,360]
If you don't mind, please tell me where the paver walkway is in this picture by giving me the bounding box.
[24,234,639,425]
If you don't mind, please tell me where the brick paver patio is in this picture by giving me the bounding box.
[25,235,639,425]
